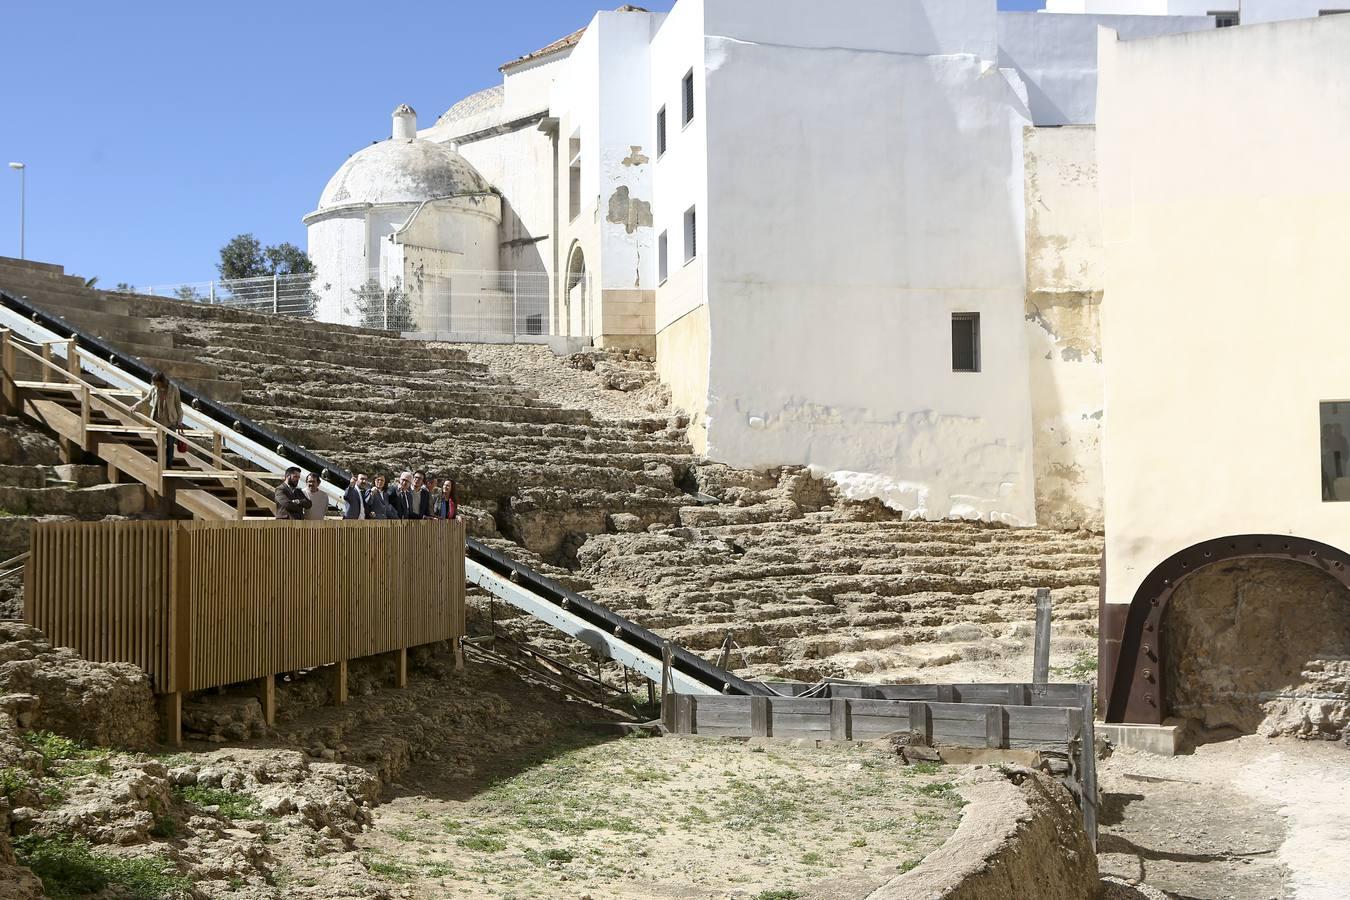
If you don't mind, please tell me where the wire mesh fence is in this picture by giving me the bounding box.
[122,269,586,339]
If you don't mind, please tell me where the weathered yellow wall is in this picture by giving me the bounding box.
[656,303,710,455]
[1098,17,1350,608]
[1024,125,1105,531]
[598,288,656,356]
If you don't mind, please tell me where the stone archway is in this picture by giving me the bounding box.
[1102,535,1350,726]
[564,243,587,337]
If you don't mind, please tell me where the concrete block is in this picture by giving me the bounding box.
[1097,720,1185,756]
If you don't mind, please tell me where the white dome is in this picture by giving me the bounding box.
[312,138,491,216]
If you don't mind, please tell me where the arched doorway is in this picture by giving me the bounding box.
[564,244,587,337]
[1103,535,1350,730]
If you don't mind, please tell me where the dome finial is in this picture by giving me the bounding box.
[392,104,417,141]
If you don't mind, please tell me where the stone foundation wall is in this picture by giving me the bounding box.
[1165,559,1350,738]
[868,769,1098,900]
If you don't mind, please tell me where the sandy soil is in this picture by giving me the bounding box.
[1097,735,1350,900]
[359,735,964,900]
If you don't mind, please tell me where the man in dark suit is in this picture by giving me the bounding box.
[343,473,369,520]
[387,471,414,519]
[274,466,312,519]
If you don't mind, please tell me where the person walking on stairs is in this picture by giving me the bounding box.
[303,472,328,520]
[274,466,312,519]
[134,372,182,470]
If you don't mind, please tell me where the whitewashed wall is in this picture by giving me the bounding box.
[997,12,1214,125]
[1098,15,1350,608]
[1046,0,1337,22]
[697,0,1036,523]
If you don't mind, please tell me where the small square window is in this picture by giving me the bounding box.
[656,107,667,158]
[658,231,669,284]
[952,313,980,373]
[682,70,695,126]
[683,208,696,264]
[1210,10,1239,27]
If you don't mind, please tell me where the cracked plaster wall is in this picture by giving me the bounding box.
[1024,125,1105,531]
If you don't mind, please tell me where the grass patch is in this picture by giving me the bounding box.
[149,816,177,839]
[800,851,825,865]
[387,827,418,842]
[365,857,416,879]
[456,834,507,853]
[173,785,261,820]
[21,732,111,778]
[523,847,573,867]
[754,891,802,900]
[1051,650,1097,682]
[15,834,191,900]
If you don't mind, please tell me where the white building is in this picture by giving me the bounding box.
[307,0,1338,526]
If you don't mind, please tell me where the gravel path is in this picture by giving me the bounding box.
[1097,735,1350,899]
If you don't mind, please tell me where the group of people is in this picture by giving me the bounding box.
[273,467,459,521]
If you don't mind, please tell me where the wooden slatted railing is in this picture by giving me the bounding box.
[25,519,466,743]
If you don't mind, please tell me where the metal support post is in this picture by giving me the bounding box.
[512,270,519,339]
[271,274,279,314]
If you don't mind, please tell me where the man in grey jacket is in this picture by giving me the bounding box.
[133,372,183,469]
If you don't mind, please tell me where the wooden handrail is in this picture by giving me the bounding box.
[1,335,279,510]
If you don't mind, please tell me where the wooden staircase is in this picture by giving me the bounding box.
[0,330,279,520]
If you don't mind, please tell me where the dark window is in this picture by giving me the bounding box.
[658,231,669,283]
[1319,9,1350,14]
[1321,401,1350,501]
[525,314,543,335]
[952,313,980,373]
[683,208,696,263]
[656,106,667,157]
[568,132,582,221]
[1209,10,1239,26]
[682,70,695,126]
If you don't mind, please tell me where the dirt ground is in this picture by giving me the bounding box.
[1097,735,1350,900]
[359,734,964,900]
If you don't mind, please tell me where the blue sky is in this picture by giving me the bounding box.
[0,0,1044,286]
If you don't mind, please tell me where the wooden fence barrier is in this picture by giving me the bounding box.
[25,518,465,743]
[665,679,1098,847]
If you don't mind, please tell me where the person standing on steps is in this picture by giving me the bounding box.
[303,472,328,520]
[433,479,458,520]
[366,474,394,519]
[134,372,182,470]
[274,466,312,519]
[343,473,369,519]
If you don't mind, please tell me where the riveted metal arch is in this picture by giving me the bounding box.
[1102,534,1350,724]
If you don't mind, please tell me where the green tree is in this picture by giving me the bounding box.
[217,234,315,280]
[173,285,205,302]
[348,278,415,331]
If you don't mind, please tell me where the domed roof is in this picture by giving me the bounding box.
[312,137,491,216]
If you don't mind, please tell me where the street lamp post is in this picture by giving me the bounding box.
[7,162,24,260]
